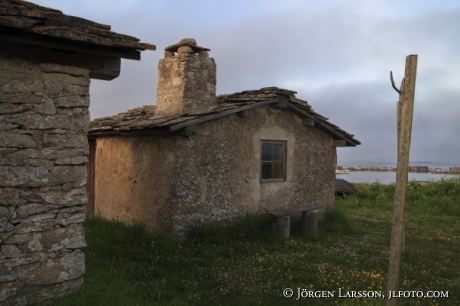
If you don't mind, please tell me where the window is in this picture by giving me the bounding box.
[260,141,286,182]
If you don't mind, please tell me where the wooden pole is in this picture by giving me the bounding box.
[397,78,406,255]
[386,55,417,306]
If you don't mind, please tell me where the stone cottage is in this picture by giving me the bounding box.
[0,1,154,305]
[87,38,360,236]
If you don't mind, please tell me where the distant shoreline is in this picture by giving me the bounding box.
[337,165,459,174]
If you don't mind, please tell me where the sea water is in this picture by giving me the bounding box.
[336,171,457,184]
[337,161,459,169]
[336,161,459,184]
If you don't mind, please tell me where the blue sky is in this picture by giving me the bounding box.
[31,0,460,165]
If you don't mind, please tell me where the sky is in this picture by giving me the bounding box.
[31,0,460,165]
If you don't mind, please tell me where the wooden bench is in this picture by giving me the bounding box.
[267,204,322,239]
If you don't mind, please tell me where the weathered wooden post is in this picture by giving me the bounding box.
[302,210,319,236]
[273,216,290,239]
[393,72,406,254]
[387,55,418,306]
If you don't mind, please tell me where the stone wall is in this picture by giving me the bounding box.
[0,54,89,305]
[93,105,336,236]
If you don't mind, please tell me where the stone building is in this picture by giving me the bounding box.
[88,38,361,236]
[0,1,154,305]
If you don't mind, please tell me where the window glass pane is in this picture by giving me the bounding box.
[261,141,286,182]
[261,163,272,179]
[273,162,285,179]
[273,144,285,161]
[261,143,272,161]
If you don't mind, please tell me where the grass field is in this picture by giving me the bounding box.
[41,178,460,305]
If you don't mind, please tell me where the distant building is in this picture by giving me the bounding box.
[409,166,429,173]
[450,167,460,174]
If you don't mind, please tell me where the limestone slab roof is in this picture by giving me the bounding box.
[88,87,360,146]
[0,0,155,59]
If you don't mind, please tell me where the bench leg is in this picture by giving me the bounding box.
[273,216,290,239]
[302,210,319,236]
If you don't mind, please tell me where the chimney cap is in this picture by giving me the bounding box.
[165,38,210,53]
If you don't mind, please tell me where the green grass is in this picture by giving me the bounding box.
[40,177,460,305]
[343,177,460,216]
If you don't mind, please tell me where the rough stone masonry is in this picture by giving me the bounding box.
[0,55,88,305]
[156,38,216,116]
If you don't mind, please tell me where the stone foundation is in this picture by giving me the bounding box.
[0,55,89,305]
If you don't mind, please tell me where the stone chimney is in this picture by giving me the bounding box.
[155,38,216,116]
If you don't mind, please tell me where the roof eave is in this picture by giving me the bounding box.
[0,1,155,60]
[284,100,360,146]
